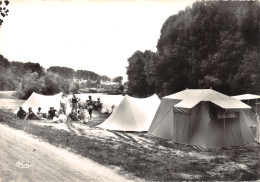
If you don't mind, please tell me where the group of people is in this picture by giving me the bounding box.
[16,94,102,123]
[17,106,49,120]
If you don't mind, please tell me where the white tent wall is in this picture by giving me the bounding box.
[97,95,136,131]
[97,94,161,132]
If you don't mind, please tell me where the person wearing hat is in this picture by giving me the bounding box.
[86,95,94,119]
[47,107,57,119]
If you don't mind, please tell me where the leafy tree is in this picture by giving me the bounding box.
[47,66,74,79]
[113,76,123,85]
[69,82,80,94]
[17,72,45,99]
[127,1,260,97]
[75,70,100,81]
[232,50,260,94]
[126,51,148,97]
[155,1,260,96]
[143,50,158,95]
[24,62,44,77]
[100,75,111,82]
[44,71,69,95]
[118,85,124,92]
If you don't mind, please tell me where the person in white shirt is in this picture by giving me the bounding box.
[58,110,67,123]
[60,94,69,115]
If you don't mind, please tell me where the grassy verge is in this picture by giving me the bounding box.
[0,109,259,181]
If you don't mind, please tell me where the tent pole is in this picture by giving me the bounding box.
[172,108,174,142]
[256,98,258,115]
[223,111,226,147]
[254,99,257,127]
[175,111,177,142]
[188,109,191,145]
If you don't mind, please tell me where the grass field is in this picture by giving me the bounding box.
[0,92,259,181]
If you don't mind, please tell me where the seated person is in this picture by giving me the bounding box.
[94,97,102,111]
[25,107,39,120]
[69,109,78,121]
[48,107,57,119]
[78,107,87,122]
[53,110,59,122]
[36,107,47,119]
[17,107,26,119]
[58,109,67,123]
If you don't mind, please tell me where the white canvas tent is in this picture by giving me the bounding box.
[232,94,260,142]
[148,89,253,148]
[15,92,65,114]
[97,94,160,132]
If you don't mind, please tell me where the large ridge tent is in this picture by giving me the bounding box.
[15,92,65,114]
[148,89,253,148]
[97,94,161,132]
[232,94,260,142]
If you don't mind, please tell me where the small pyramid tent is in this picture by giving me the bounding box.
[148,89,253,148]
[15,92,64,114]
[97,94,160,132]
[232,94,260,142]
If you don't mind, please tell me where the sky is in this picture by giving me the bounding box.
[0,0,196,81]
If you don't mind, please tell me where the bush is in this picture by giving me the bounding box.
[16,71,72,99]
[18,72,45,99]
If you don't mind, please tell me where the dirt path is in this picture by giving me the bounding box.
[0,124,141,182]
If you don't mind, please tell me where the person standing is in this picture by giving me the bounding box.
[71,94,80,112]
[60,94,68,115]
[86,95,94,120]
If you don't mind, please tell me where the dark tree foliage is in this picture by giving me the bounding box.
[113,76,123,85]
[75,70,100,81]
[127,1,260,97]
[23,62,44,77]
[100,75,111,82]
[47,66,74,79]
[126,50,159,97]
[127,51,148,97]
[0,56,22,90]
[0,0,9,26]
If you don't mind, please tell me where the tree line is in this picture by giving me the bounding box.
[127,1,260,98]
[0,55,123,99]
